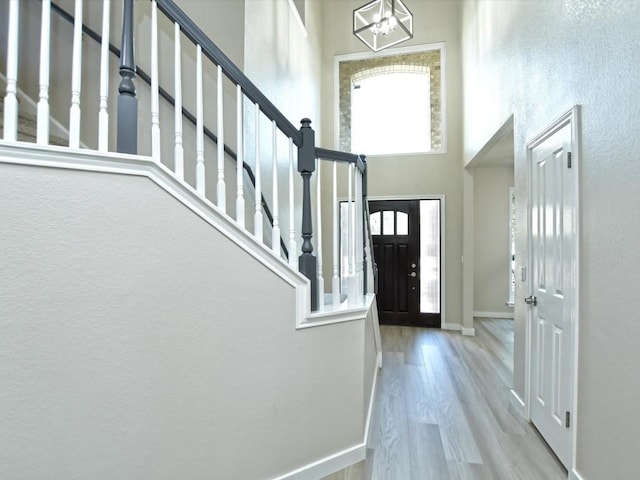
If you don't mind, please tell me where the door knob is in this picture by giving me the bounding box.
[408,272,417,278]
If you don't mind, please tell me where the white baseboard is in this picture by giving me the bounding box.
[362,363,379,445]
[509,389,525,417]
[441,322,461,332]
[442,323,475,336]
[273,443,366,480]
[274,343,380,480]
[474,311,514,319]
[570,469,585,480]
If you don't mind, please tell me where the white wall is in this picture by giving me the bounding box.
[0,158,372,479]
[473,166,514,315]
[244,0,322,131]
[242,0,325,256]
[462,1,640,477]
[320,0,464,327]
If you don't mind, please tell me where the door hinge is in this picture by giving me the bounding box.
[524,295,537,306]
[567,152,572,169]
[565,411,570,428]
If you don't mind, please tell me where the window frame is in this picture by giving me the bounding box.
[333,42,447,157]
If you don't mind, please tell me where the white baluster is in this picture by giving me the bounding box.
[288,138,296,266]
[332,161,340,305]
[271,121,280,255]
[173,22,184,179]
[316,159,324,308]
[360,170,366,297]
[348,164,357,303]
[217,65,226,212]
[236,84,245,227]
[254,104,263,241]
[98,0,110,151]
[3,0,19,141]
[355,167,363,302]
[37,0,51,145]
[150,0,160,162]
[69,0,83,148]
[195,45,205,195]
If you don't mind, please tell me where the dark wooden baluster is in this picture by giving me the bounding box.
[117,0,137,154]
[298,118,318,311]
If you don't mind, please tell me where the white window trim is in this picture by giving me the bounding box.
[333,42,447,156]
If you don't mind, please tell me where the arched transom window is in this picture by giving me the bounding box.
[337,45,444,155]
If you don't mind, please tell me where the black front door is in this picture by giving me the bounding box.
[370,200,419,325]
[369,199,441,328]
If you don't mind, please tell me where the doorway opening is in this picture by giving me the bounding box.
[342,198,442,327]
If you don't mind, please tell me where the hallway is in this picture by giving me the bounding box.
[325,319,567,480]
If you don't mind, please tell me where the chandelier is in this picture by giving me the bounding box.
[353,0,413,52]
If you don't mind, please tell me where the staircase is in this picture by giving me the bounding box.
[0,93,67,146]
[0,1,380,479]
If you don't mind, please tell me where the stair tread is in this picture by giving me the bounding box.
[1,97,69,146]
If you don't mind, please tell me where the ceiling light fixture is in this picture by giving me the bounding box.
[353,0,413,52]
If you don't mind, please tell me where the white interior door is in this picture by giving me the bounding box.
[529,119,576,469]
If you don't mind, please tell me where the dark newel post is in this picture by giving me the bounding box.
[298,118,318,311]
[361,157,368,295]
[117,0,138,154]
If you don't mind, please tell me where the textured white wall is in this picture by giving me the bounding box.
[0,161,371,479]
[320,0,464,327]
[462,1,640,477]
[473,166,514,315]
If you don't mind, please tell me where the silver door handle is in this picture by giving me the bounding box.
[408,272,416,278]
[524,296,537,306]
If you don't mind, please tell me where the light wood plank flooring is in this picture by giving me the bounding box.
[323,318,567,480]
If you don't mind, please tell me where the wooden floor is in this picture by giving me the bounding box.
[323,319,567,480]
